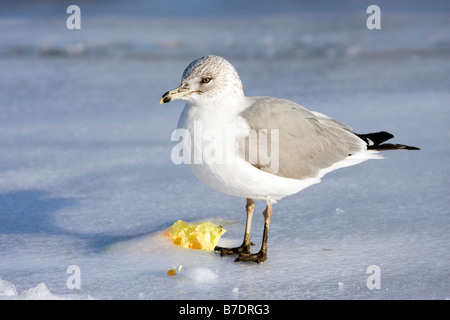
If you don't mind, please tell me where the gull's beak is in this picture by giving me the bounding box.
[159,86,189,104]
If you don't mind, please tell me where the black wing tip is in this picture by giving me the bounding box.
[356,131,394,147]
[357,131,420,151]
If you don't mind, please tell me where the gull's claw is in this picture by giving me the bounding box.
[234,251,267,264]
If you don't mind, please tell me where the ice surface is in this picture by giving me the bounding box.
[0,0,449,300]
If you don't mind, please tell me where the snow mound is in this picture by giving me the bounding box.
[183,267,218,282]
[0,278,95,300]
[0,278,18,297]
[23,283,61,300]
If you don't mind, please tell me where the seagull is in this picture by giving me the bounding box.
[160,55,419,263]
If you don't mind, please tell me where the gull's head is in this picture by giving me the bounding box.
[160,55,244,105]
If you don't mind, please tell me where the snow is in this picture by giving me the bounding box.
[183,267,219,283]
[0,0,449,300]
[0,277,94,300]
[0,278,18,297]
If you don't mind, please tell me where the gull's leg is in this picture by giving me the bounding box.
[235,202,273,264]
[215,198,255,256]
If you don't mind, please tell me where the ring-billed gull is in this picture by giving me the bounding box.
[160,55,419,263]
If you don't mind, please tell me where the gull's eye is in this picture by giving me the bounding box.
[201,77,212,84]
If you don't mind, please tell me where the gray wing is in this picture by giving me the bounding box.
[239,97,366,180]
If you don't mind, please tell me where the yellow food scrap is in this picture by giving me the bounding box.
[167,265,182,276]
[168,220,226,251]
[167,269,177,276]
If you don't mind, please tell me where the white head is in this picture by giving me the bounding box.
[160,55,244,106]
